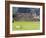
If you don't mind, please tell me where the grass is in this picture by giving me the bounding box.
[12,21,40,31]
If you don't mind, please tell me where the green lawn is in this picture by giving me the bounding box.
[12,21,40,31]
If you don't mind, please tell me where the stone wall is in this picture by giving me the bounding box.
[15,13,33,21]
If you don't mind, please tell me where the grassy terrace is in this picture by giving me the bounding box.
[12,21,40,31]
